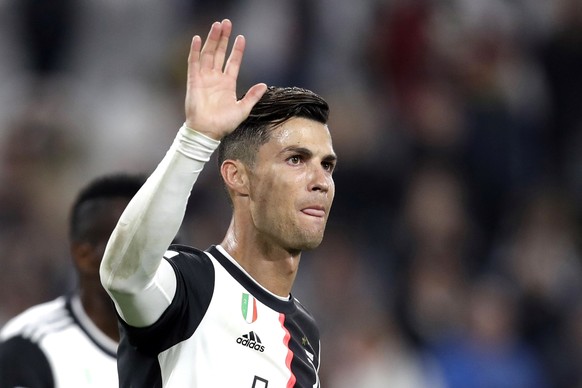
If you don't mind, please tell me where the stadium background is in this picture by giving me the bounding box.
[1,0,582,386]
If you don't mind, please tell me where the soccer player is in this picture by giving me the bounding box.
[0,173,145,387]
[99,19,336,387]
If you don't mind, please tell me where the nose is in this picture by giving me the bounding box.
[309,163,332,193]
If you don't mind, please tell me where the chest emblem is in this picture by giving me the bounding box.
[241,293,258,323]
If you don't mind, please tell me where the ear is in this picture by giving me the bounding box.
[220,160,250,197]
[71,242,94,272]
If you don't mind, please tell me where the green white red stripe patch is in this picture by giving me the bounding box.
[241,293,257,323]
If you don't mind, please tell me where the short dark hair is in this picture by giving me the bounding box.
[69,173,145,243]
[217,86,329,168]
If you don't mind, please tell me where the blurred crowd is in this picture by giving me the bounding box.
[1,0,582,387]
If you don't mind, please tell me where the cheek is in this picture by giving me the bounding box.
[251,176,275,205]
[252,169,295,201]
[250,177,277,215]
[251,178,297,222]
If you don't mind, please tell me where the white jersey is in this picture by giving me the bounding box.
[100,125,322,386]
[0,294,118,388]
[117,245,321,387]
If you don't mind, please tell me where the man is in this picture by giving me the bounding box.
[100,19,336,387]
[0,173,145,387]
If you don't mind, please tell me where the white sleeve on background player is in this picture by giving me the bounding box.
[100,125,220,328]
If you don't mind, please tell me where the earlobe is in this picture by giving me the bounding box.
[220,160,250,196]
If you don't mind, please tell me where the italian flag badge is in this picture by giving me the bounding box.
[241,293,258,323]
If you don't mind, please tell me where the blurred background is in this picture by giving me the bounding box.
[1,0,582,386]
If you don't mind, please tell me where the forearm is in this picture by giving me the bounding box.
[100,125,219,326]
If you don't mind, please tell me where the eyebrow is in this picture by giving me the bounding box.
[281,146,337,163]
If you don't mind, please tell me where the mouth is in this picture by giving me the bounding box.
[301,206,326,218]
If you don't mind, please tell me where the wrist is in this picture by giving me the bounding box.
[174,124,221,162]
[183,121,222,141]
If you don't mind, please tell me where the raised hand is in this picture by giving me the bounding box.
[184,19,267,141]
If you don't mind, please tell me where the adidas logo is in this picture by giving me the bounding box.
[236,331,265,353]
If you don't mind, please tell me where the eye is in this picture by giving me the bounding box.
[287,155,302,165]
[322,161,336,173]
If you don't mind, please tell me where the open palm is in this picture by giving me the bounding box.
[184,19,267,140]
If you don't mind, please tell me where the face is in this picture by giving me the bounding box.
[73,198,130,279]
[246,117,336,252]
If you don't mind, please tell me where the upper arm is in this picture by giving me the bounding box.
[108,256,178,328]
[118,249,216,354]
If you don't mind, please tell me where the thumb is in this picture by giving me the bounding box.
[238,83,268,115]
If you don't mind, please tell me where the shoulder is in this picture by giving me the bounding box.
[0,299,63,387]
[292,297,320,337]
[164,244,215,275]
[166,244,208,259]
[293,297,317,321]
[163,244,216,293]
[0,335,54,387]
[0,296,69,342]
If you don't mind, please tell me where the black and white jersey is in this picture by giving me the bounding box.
[0,294,118,388]
[117,244,321,387]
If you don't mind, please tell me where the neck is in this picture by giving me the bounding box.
[79,284,120,342]
[221,219,301,297]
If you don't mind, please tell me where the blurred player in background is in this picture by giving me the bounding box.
[0,173,145,387]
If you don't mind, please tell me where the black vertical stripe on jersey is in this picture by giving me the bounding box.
[282,311,320,387]
[116,333,163,388]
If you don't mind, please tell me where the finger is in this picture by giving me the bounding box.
[238,83,268,115]
[224,35,246,78]
[200,21,222,69]
[214,19,232,71]
[187,35,202,73]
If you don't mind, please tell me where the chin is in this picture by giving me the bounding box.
[281,225,326,252]
[295,234,324,251]
[302,243,322,251]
